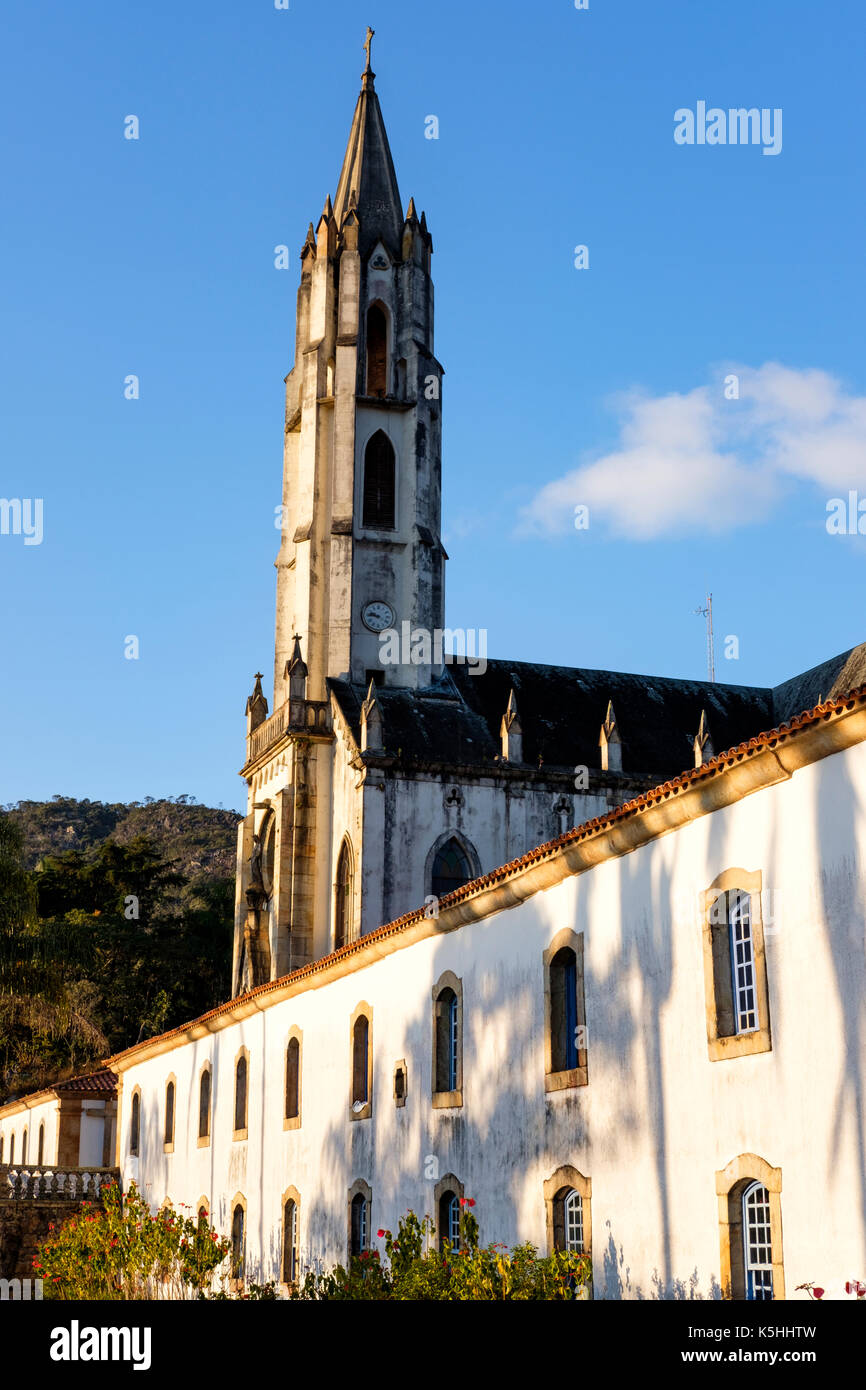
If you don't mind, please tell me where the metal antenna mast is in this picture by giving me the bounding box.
[693,593,715,683]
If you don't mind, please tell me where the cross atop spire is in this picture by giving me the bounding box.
[363,25,375,82]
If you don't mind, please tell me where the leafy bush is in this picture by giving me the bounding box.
[289,1203,591,1301]
[34,1181,231,1300]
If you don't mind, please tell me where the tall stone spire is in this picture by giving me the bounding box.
[332,29,404,257]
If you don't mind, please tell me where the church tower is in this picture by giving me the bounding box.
[274,30,445,701]
[232,33,446,995]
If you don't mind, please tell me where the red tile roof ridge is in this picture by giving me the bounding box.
[104,680,866,1067]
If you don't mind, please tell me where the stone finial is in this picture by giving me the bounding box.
[405,196,418,222]
[500,687,523,763]
[694,709,714,767]
[245,673,269,736]
[301,221,316,263]
[599,699,622,772]
[322,193,333,220]
[361,679,383,753]
[286,635,308,703]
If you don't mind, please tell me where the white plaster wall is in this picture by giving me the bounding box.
[0,1098,57,1166]
[117,737,866,1299]
[78,1103,108,1167]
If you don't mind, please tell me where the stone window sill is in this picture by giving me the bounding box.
[432,1089,463,1110]
[545,1066,588,1093]
[708,1028,771,1062]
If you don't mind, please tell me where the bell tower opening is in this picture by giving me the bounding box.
[365,303,388,397]
[362,430,396,529]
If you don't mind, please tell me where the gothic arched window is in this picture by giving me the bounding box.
[37,1122,44,1165]
[362,430,396,530]
[431,837,473,900]
[334,840,353,950]
[21,1129,27,1164]
[365,303,388,397]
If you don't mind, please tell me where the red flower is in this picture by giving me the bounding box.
[459,1198,467,1206]
[377,1229,385,1237]
[813,1287,825,1299]
[468,1199,476,1207]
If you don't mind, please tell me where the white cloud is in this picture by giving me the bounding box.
[519,364,866,540]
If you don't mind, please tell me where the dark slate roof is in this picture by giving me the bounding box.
[330,643,866,781]
[772,644,866,723]
[333,77,403,259]
[449,660,773,777]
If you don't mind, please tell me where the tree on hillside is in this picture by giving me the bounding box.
[0,812,106,1098]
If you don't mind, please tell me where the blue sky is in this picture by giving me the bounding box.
[1,0,864,812]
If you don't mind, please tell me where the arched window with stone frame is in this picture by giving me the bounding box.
[716,1154,784,1300]
[334,838,354,951]
[348,1179,372,1261]
[544,1165,592,1269]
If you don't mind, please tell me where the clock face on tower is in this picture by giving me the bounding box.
[361,600,395,633]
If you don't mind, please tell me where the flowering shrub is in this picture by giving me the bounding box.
[796,1280,866,1301]
[34,1181,231,1300]
[288,1202,591,1301]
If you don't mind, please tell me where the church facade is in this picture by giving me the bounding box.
[230,43,866,1007]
